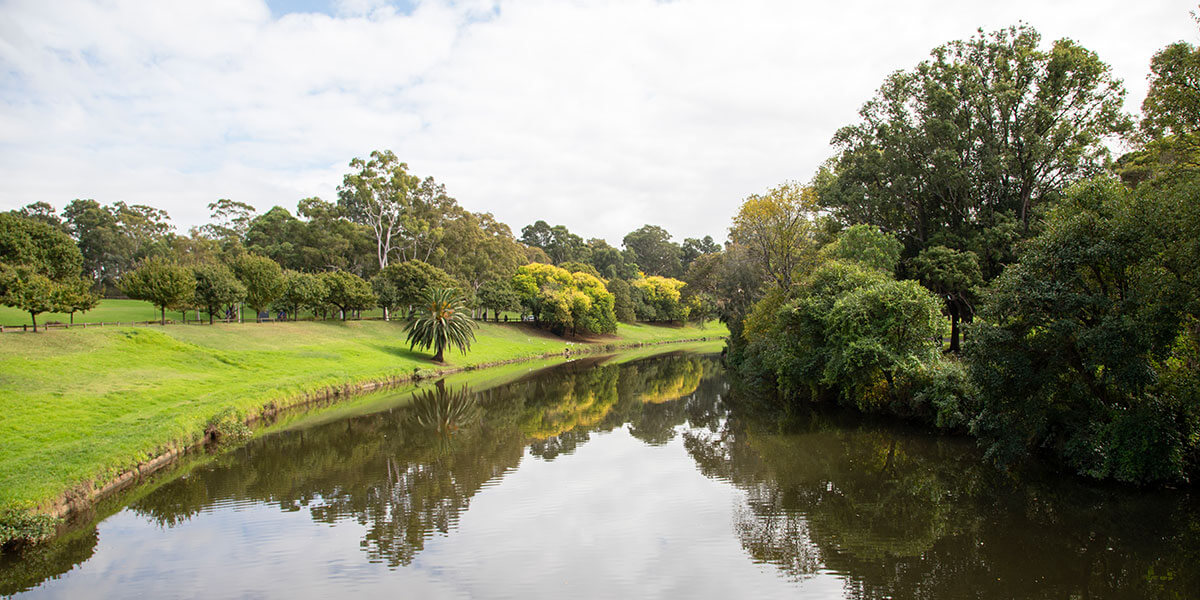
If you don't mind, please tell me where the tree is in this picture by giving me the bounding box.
[13,202,66,232]
[1141,18,1200,138]
[680,235,721,270]
[231,254,285,321]
[321,270,376,321]
[606,278,636,322]
[520,220,590,264]
[587,238,640,280]
[338,151,455,269]
[819,25,1130,266]
[121,257,195,325]
[435,210,525,298]
[967,177,1200,484]
[53,278,99,325]
[202,199,256,245]
[0,212,87,331]
[511,263,616,334]
[275,270,327,321]
[818,224,903,273]
[192,262,246,324]
[0,266,56,331]
[631,275,688,322]
[62,199,173,288]
[729,182,823,289]
[405,287,477,363]
[623,225,682,277]
[337,150,420,269]
[476,280,519,321]
[909,246,982,353]
[372,260,459,320]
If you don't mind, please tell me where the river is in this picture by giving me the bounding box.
[2,348,1196,598]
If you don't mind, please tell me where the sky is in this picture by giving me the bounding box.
[0,0,1195,245]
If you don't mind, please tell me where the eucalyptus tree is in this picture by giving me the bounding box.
[819,24,1130,275]
[623,224,681,278]
[337,150,421,270]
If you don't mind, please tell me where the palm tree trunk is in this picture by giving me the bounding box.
[433,345,444,363]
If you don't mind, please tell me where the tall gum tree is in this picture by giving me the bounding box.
[819,25,1130,260]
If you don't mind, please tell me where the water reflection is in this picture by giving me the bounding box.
[685,405,1200,598]
[2,351,1198,599]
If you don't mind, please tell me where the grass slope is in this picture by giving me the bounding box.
[0,319,726,513]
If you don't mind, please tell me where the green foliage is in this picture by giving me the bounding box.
[231,254,284,316]
[120,257,195,325]
[372,260,458,317]
[0,267,57,331]
[630,275,688,322]
[519,220,590,265]
[819,24,1130,273]
[622,224,681,277]
[404,288,477,362]
[0,213,83,282]
[909,245,982,352]
[0,509,59,547]
[320,270,376,320]
[204,408,251,444]
[819,224,903,273]
[1141,32,1200,138]
[967,177,1200,484]
[730,182,823,289]
[275,270,327,320]
[558,261,599,278]
[605,278,636,323]
[192,262,245,324]
[475,279,519,321]
[62,200,171,288]
[511,263,617,335]
[821,278,947,405]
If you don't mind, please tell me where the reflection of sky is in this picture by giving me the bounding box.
[16,428,847,599]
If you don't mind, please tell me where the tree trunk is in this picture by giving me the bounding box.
[70,312,75,325]
[30,312,38,333]
[433,345,445,363]
[209,307,214,325]
[948,302,961,354]
[161,306,166,326]
[383,306,389,321]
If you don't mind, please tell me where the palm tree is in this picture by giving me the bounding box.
[404,287,477,363]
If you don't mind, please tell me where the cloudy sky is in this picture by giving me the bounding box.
[0,0,1194,244]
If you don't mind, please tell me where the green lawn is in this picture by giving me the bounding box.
[0,318,726,515]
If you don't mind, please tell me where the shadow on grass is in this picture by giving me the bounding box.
[372,343,435,362]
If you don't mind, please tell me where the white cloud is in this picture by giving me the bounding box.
[0,0,1195,243]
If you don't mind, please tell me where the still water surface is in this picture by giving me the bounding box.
[2,351,1197,598]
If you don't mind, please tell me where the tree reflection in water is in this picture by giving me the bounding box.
[3,352,1197,599]
[684,400,1200,599]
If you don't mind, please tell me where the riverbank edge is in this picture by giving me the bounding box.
[2,333,726,548]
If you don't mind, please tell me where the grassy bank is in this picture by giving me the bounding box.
[0,318,726,519]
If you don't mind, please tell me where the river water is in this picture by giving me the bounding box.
[2,349,1197,598]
